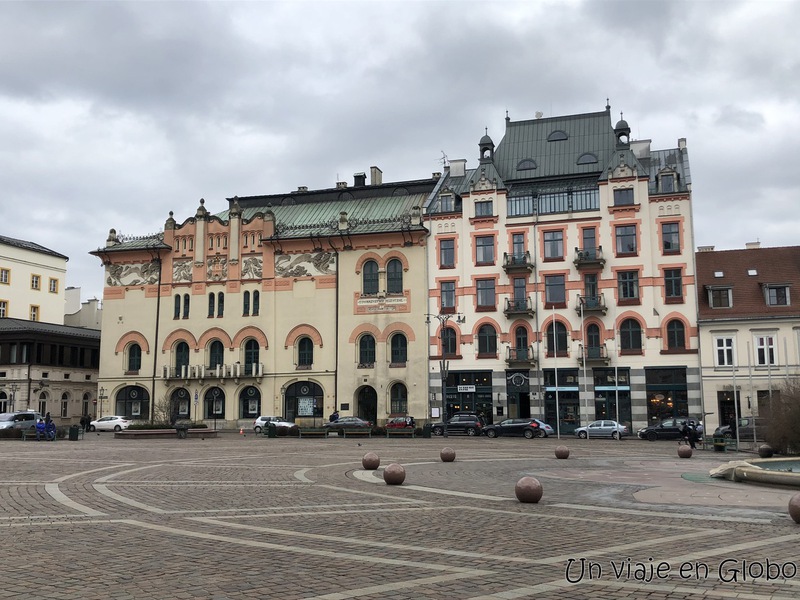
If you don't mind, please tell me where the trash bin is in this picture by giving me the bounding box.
[713,436,726,452]
[422,424,432,439]
[267,423,277,438]
[68,425,80,441]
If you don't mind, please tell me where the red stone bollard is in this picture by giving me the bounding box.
[789,493,800,524]
[515,476,543,503]
[362,452,380,470]
[677,445,693,459]
[440,447,456,462]
[554,446,570,459]
[383,463,406,485]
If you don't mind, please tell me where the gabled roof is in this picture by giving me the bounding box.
[0,234,68,260]
[696,246,800,321]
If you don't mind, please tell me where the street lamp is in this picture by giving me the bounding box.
[98,387,106,419]
[9,383,19,412]
[426,312,465,437]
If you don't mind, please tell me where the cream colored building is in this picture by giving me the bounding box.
[91,170,436,428]
[424,106,700,434]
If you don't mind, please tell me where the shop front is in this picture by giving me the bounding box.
[543,368,580,435]
[444,370,493,424]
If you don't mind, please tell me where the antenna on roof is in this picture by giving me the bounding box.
[439,151,449,167]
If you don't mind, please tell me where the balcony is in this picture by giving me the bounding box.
[502,251,534,273]
[575,293,607,315]
[573,246,605,269]
[505,345,536,367]
[504,296,535,318]
[577,344,610,366]
[161,363,265,381]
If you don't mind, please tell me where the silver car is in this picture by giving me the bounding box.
[574,420,629,439]
[0,411,42,430]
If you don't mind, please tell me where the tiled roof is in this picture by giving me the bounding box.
[0,234,68,260]
[90,234,170,254]
[696,246,800,320]
[0,317,101,338]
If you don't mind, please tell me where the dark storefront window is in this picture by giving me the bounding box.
[645,367,688,422]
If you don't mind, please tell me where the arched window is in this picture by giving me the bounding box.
[387,259,403,294]
[175,341,190,375]
[208,293,215,317]
[441,326,457,357]
[586,323,601,348]
[298,337,313,367]
[243,291,250,316]
[390,383,408,414]
[547,321,568,356]
[515,326,528,349]
[174,295,181,319]
[128,343,142,372]
[182,294,190,318]
[239,386,260,419]
[244,339,259,376]
[620,319,643,351]
[667,320,686,350]
[217,292,224,317]
[390,334,407,365]
[362,260,379,295]
[209,340,224,368]
[359,334,376,366]
[252,291,260,316]
[477,324,497,356]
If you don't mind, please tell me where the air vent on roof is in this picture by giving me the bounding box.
[714,271,724,278]
[748,269,758,276]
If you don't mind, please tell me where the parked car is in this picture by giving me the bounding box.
[253,415,295,434]
[574,420,629,439]
[531,419,555,437]
[483,418,544,439]
[0,411,42,430]
[637,418,687,441]
[322,416,372,431]
[714,417,768,441]
[386,416,416,428]
[89,416,131,432]
[431,412,486,437]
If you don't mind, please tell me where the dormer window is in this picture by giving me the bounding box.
[764,284,790,306]
[516,159,537,171]
[659,172,676,193]
[577,153,598,165]
[707,286,732,309]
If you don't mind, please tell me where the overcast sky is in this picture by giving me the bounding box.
[2,0,799,302]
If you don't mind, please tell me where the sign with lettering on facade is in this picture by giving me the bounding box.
[457,385,476,393]
[298,397,315,416]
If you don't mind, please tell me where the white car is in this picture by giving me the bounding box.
[89,416,131,432]
[253,415,295,434]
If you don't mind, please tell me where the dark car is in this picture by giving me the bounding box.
[322,416,372,431]
[714,417,767,441]
[483,418,543,439]
[637,418,691,441]
[431,412,485,436]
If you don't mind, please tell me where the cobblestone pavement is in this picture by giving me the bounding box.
[1,433,798,599]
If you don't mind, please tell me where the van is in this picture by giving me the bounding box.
[0,411,43,430]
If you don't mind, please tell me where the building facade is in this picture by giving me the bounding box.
[696,243,800,435]
[425,105,700,433]
[91,169,437,428]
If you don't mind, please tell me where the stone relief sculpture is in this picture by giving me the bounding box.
[106,261,161,286]
[206,257,228,281]
[173,260,192,283]
[274,251,336,277]
[241,256,263,279]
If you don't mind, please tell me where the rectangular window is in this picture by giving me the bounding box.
[475,236,495,265]
[715,337,734,367]
[0,268,9,284]
[438,193,455,213]
[507,194,534,217]
[618,271,639,301]
[664,269,683,301]
[475,200,493,217]
[48,278,58,293]
[439,239,455,268]
[661,174,675,193]
[613,188,634,206]
[31,274,41,290]
[710,288,732,308]
[476,279,495,309]
[662,222,680,253]
[755,335,776,366]
[511,233,525,258]
[440,281,456,311]
[615,225,637,255]
[545,275,566,305]
[0,300,7,318]
[61,400,68,418]
[30,305,40,321]
[543,231,564,259]
[582,227,597,256]
[766,285,789,306]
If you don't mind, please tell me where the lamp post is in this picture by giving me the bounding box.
[426,312,465,437]
[98,387,106,419]
[9,383,19,412]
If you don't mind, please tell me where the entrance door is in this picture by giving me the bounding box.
[358,387,378,425]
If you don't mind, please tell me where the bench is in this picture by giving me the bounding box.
[342,429,372,439]
[21,429,56,441]
[298,429,329,438]
[704,436,739,452]
[385,428,415,439]
[115,428,218,439]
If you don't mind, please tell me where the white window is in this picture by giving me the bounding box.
[714,337,734,367]
[49,278,58,293]
[755,335,776,366]
[30,305,39,321]
[0,268,9,284]
[0,300,7,318]
[764,285,789,306]
[31,274,40,290]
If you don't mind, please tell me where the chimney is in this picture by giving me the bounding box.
[697,245,715,252]
[336,181,347,189]
[294,186,308,193]
[432,172,442,179]
[370,166,383,186]
[354,172,366,187]
[449,159,467,177]
[745,241,761,250]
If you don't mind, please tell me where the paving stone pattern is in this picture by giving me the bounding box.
[0,434,797,599]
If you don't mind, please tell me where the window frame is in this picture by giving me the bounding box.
[662,222,680,254]
[440,281,456,312]
[386,259,403,295]
[664,269,683,302]
[543,230,564,260]
[477,324,498,357]
[31,274,41,290]
[615,225,637,256]
[714,337,734,367]
[666,320,686,350]
[0,268,9,285]
[362,260,379,295]
[544,274,566,306]
[439,239,455,268]
[48,278,58,293]
[475,236,495,265]
[390,333,408,365]
[618,271,640,303]
[474,200,493,217]
[619,318,643,352]
[476,279,496,310]
[765,285,789,306]
[709,287,732,309]
[298,337,314,368]
[613,188,634,206]
[358,334,376,367]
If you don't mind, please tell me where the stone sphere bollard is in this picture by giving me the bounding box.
[758,444,774,459]
[677,445,693,459]
[440,447,456,462]
[789,493,800,524]
[554,445,570,459]
[383,463,406,485]
[361,452,380,470]
[515,476,543,503]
